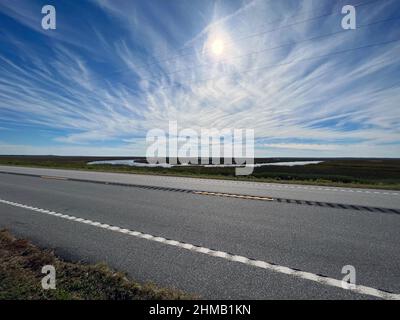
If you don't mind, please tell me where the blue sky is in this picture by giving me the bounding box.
[0,0,399,157]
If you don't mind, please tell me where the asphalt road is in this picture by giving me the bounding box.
[0,166,399,299]
[0,165,399,209]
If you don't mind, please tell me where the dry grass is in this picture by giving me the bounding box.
[0,230,194,300]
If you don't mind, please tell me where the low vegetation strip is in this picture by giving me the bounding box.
[0,156,400,190]
[0,229,193,300]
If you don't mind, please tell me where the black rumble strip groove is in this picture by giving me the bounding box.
[1,171,399,215]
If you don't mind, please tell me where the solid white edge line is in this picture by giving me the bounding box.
[0,198,399,300]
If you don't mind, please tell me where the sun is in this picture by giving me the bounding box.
[210,38,224,56]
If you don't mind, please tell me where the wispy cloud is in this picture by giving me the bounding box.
[263,143,339,151]
[0,0,399,156]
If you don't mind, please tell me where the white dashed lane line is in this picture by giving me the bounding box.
[0,198,399,300]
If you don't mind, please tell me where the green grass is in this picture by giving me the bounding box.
[0,229,194,300]
[0,156,400,190]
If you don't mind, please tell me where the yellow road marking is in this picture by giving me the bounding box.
[40,176,68,181]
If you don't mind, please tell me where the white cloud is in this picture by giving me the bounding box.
[0,0,399,156]
[263,143,338,151]
[0,142,144,156]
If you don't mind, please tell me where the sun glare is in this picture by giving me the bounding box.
[210,38,224,56]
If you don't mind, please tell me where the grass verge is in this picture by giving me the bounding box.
[1,156,400,190]
[0,229,193,300]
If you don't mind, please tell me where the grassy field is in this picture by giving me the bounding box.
[0,229,193,300]
[0,155,400,190]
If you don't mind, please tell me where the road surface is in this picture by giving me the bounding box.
[0,166,399,299]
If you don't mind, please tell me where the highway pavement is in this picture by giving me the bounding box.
[0,165,399,209]
[0,166,399,299]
